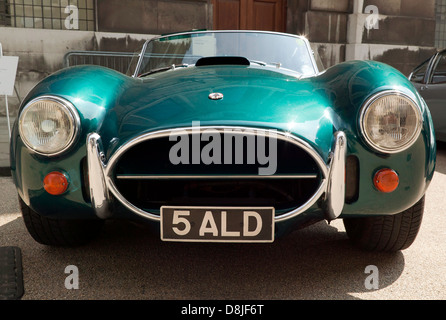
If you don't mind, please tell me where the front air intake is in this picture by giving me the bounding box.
[104,126,329,221]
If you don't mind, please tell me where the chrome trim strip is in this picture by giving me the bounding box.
[86,133,111,219]
[18,95,81,157]
[359,90,423,154]
[132,40,149,77]
[104,126,330,222]
[116,174,319,180]
[324,131,347,220]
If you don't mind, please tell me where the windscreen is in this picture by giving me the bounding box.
[134,31,317,77]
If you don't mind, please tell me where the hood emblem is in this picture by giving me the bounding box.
[209,92,223,100]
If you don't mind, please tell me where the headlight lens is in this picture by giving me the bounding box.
[360,91,422,153]
[19,96,80,156]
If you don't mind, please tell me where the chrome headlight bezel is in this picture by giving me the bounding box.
[18,95,81,156]
[359,90,423,154]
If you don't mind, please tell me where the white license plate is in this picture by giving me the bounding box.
[160,206,274,243]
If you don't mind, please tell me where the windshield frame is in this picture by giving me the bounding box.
[132,30,319,78]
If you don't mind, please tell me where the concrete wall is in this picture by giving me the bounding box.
[96,0,212,34]
[287,0,351,69]
[346,0,437,75]
[0,27,155,116]
[288,0,437,75]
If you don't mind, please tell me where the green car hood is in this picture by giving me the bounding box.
[21,60,425,163]
[113,65,336,159]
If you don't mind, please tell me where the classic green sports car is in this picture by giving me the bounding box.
[10,30,436,251]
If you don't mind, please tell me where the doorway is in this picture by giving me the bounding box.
[213,0,286,32]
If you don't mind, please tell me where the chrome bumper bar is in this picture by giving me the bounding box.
[324,131,347,220]
[86,133,111,219]
[86,129,347,222]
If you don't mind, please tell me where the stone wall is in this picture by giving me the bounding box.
[346,0,437,75]
[286,0,351,69]
[288,0,437,75]
[96,0,212,34]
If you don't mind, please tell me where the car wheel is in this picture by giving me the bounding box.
[19,197,104,246]
[343,196,424,252]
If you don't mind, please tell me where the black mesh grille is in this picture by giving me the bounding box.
[113,132,323,214]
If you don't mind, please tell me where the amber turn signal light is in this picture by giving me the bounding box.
[43,171,69,195]
[373,168,399,193]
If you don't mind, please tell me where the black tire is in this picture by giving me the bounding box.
[343,196,425,252]
[19,197,104,246]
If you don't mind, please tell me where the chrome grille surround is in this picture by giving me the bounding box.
[87,127,346,222]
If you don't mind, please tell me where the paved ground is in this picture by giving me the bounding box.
[0,132,446,300]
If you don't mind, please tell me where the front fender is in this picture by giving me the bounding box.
[314,60,436,216]
[10,66,134,218]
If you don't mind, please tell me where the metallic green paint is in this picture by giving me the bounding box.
[10,59,436,227]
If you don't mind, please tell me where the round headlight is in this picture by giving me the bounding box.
[360,91,422,153]
[19,96,80,156]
